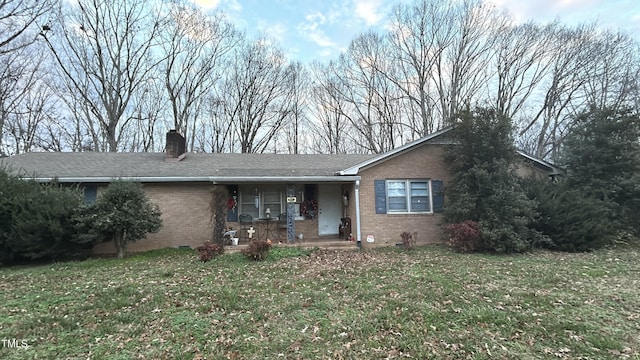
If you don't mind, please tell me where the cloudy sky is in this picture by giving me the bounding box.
[191,0,640,62]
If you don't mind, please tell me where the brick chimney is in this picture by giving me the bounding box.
[165,130,186,161]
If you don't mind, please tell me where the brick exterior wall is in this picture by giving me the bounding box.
[91,144,551,255]
[93,183,213,255]
[356,144,453,248]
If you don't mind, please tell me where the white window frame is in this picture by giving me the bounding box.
[239,185,284,219]
[386,179,432,214]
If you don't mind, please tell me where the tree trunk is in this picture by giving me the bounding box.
[114,231,126,259]
[211,185,229,246]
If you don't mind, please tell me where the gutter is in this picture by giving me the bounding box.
[354,179,362,247]
[27,175,361,183]
[515,150,564,175]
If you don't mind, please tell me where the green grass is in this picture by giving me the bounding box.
[1,245,639,359]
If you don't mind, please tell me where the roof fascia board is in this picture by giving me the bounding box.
[339,126,455,175]
[210,176,361,183]
[516,150,564,174]
[337,126,562,176]
[26,176,361,183]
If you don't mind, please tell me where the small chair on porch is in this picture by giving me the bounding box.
[239,214,254,242]
[339,217,352,241]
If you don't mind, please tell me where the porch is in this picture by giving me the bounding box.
[226,213,352,244]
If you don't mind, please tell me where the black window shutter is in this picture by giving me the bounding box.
[432,180,444,213]
[374,180,387,214]
[84,185,97,204]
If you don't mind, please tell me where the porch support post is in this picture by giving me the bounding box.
[354,180,362,246]
[286,184,296,243]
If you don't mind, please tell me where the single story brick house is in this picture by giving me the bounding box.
[1,128,561,254]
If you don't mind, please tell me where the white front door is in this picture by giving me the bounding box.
[318,184,342,236]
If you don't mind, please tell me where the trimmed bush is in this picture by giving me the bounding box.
[73,181,162,259]
[0,168,87,264]
[444,220,481,253]
[525,179,616,252]
[241,239,272,261]
[196,241,224,262]
[399,231,417,250]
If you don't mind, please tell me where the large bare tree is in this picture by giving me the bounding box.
[0,0,54,54]
[0,42,54,155]
[330,31,406,153]
[385,0,457,134]
[277,61,309,154]
[518,24,596,160]
[579,30,640,111]
[431,0,502,125]
[41,0,164,152]
[308,61,355,154]
[127,76,166,152]
[490,21,557,119]
[215,36,293,153]
[160,1,239,150]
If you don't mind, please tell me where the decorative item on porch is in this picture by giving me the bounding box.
[227,196,237,211]
[301,199,318,219]
[223,228,237,246]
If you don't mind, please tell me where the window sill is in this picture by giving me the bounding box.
[385,212,435,216]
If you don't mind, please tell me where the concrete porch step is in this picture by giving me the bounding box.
[224,239,359,253]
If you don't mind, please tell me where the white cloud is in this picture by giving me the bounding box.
[491,0,604,24]
[304,12,327,29]
[297,12,337,48]
[224,0,242,13]
[304,28,337,48]
[354,0,384,26]
[317,47,335,58]
[191,0,242,12]
[191,0,221,10]
[258,21,287,44]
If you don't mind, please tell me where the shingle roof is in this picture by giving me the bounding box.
[0,152,375,182]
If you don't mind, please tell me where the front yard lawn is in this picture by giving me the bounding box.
[1,245,638,359]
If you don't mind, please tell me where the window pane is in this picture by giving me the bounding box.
[240,186,259,218]
[263,190,281,217]
[388,197,407,211]
[387,181,407,211]
[410,181,430,212]
[411,197,430,212]
[410,182,428,196]
[387,181,406,196]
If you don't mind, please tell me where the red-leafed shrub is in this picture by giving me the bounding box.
[444,221,481,253]
[196,241,224,262]
[400,231,417,250]
[242,239,272,261]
